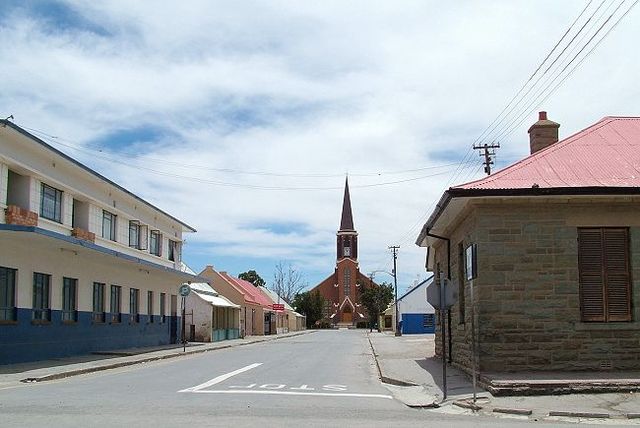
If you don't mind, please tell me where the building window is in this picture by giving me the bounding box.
[129,221,141,248]
[93,282,105,323]
[344,267,351,296]
[465,243,478,281]
[110,285,122,323]
[578,228,632,322]
[147,291,154,323]
[33,272,51,321]
[62,277,78,322]
[150,230,162,256]
[102,210,117,241]
[130,288,139,323]
[160,293,166,323]
[41,183,62,222]
[343,238,351,257]
[168,240,178,262]
[0,267,17,321]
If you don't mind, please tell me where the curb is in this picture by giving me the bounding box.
[548,410,610,419]
[453,400,482,411]
[492,407,533,416]
[366,333,418,387]
[20,330,312,383]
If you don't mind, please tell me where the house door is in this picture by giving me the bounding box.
[170,294,178,344]
[342,306,353,323]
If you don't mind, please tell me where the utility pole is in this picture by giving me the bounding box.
[473,143,500,175]
[389,245,401,336]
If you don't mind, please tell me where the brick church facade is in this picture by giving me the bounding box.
[310,179,378,326]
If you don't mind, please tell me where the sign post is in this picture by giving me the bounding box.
[179,283,191,352]
[426,274,458,401]
[439,274,447,400]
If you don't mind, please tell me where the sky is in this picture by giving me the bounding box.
[1,1,639,295]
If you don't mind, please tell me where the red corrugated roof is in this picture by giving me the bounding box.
[220,272,274,309]
[456,117,640,190]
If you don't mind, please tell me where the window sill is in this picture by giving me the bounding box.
[575,322,640,331]
[0,320,18,325]
[31,320,51,325]
[62,320,78,325]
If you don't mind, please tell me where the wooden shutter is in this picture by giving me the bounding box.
[578,229,606,322]
[603,228,631,321]
[578,228,632,322]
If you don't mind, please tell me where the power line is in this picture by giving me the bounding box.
[479,0,625,147]
[28,129,480,192]
[471,0,598,150]
[495,0,638,143]
[19,123,462,179]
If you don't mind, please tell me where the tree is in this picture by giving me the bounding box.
[238,270,266,288]
[360,281,394,331]
[292,290,325,328]
[271,261,307,303]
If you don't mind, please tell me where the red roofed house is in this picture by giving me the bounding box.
[416,113,640,374]
[199,266,274,336]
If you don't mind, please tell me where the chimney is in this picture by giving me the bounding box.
[528,111,559,154]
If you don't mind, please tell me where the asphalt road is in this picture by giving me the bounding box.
[0,330,567,427]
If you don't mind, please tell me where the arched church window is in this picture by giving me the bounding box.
[344,268,351,296]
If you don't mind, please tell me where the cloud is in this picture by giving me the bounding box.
[1,1,639,287]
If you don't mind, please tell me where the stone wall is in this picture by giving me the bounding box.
[431,198,640,373]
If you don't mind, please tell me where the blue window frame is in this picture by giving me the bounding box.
[41,183,62,222]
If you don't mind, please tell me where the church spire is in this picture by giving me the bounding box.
[340,177,354,231]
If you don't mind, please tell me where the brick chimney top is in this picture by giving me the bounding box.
[528,111,560,154]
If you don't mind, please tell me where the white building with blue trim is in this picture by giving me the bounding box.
[0,120,199,364]
[383,277,436,334]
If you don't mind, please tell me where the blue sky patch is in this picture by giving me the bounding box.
[2,0,111,37]
[252,221,310,236]
[90,125,173,153]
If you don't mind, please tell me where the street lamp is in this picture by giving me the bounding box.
[369,266,400,336]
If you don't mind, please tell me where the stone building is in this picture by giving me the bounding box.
[416,113,640,373]
[309,178,378,327]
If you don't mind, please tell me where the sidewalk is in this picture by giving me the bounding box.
[0,330,312,389]
[368,331,640,422]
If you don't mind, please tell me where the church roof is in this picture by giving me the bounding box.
[339,177,355,231]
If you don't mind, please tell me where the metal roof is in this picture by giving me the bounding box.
[457,117,640,190]
[220,272,274,309]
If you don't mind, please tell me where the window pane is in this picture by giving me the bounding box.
[0,267,17,321]
[41,184,62,222]
[33,273,51,320]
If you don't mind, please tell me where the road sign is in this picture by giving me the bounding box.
[179,283,191,297]
[272,303,285,311]
[426,278,458,309]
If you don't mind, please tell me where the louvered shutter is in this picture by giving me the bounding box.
[578,229,605,322]
[603,228,631,321]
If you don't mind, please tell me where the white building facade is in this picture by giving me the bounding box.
[0,120,197,364]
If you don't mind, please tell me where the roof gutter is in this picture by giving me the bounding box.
[417,186,640,246]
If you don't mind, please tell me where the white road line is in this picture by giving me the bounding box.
[178,363,262,392]
[188,390,393,399]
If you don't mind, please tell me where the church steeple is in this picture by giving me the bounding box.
[337,177,358,261]
[340,177,354,231]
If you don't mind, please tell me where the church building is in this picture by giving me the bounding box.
[310,179,378,327]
